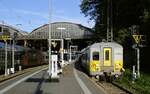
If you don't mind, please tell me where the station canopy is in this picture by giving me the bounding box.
[0,22,93,40]
[26,22,93,40]
[0,24,28,38]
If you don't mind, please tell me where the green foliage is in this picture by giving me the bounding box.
[80,0,107,40]
[80,0,150,45]
[114,28,130,44]
[114,69,150,94]
[80,0,102,21]
[80,1,150,93]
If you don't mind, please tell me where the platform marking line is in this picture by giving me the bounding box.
[76,69,108,94]
[73,68,92,94]
[0,66,46,86]
[0,67,47,94]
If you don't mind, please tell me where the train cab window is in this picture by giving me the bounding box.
[83,53,87,60]
[105,50,109,60]
[93,52,99,60]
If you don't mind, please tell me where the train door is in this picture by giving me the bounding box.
[103,48,112,66]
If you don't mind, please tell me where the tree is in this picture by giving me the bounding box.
[80,0,107,40]
[80,0,150,45]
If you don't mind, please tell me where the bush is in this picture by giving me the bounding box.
[114,69,150,94]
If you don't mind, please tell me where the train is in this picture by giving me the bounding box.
[79,42,124,79]
[0,42,48,74]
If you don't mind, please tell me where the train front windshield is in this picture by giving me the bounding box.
[92,52,99,60]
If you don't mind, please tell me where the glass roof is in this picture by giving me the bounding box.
[0,24,28,40]
[0,22,93,40]
[28,22,93,39]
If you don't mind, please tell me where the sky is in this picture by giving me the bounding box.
[0,0,95,32]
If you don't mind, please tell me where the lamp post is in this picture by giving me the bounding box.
[12,34,15,73]
[48,0,52,76]
[11,32,18,74]
[57,27,66,67]
[4,40,8,76]
[1,22,8,76]
[11,24,21,73]
[11,33,15,73]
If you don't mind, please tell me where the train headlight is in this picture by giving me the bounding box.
[115,64,119,70]
[96,64,99,67]
[96,64,100,70]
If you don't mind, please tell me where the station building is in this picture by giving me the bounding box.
[0,22,94,70]
[0,22,94,52]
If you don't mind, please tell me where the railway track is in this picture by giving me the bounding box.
[91,78,132,94]
[74,62,132,94]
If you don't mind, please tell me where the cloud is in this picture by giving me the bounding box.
[0,8,94,31]
[14,9,49,20]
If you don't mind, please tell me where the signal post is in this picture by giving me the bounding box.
[130,25,146,78]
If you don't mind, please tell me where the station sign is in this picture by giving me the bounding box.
[0,35,10,42]
[132,35,143,44]
[52,42,57,48]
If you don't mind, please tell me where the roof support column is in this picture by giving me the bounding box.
[24,40,27,47]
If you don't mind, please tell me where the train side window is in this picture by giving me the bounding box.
[105,50,109,60]
[93,52,99,60]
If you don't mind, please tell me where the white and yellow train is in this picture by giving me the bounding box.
[79,42,124,78]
